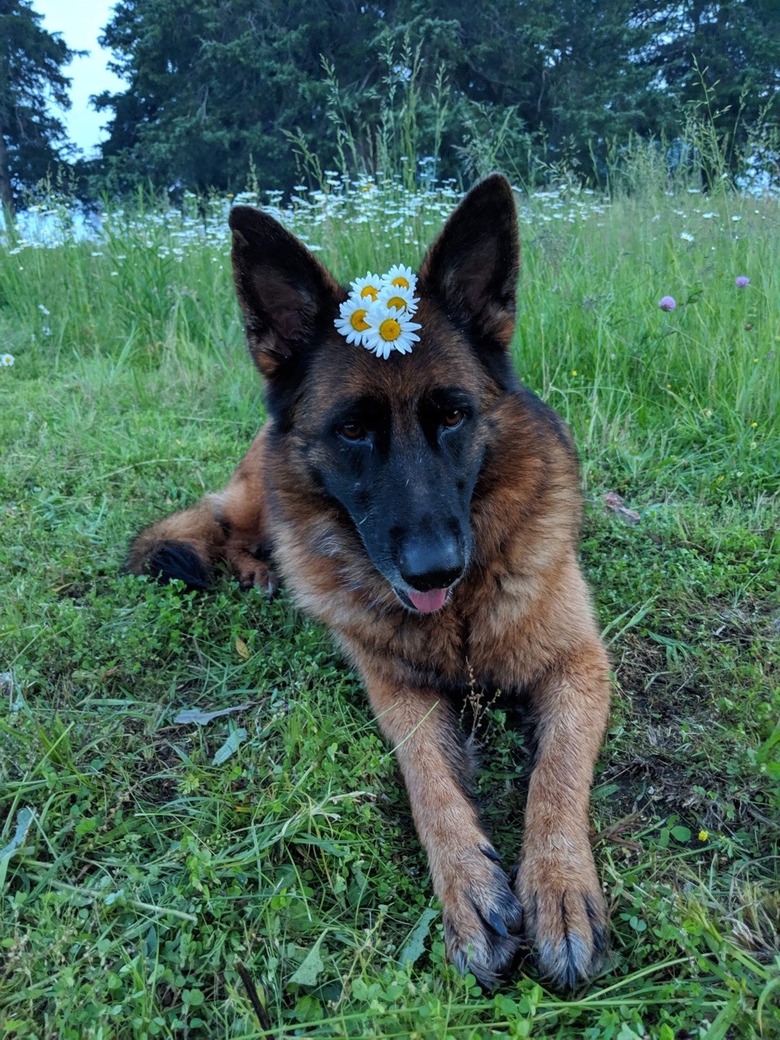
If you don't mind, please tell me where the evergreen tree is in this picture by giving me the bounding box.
[95,0,400,194]
[0,0,77,213]
[94,0,780,196]
[634,0,780,182]
[398,0,662,174]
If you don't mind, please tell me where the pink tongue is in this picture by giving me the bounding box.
[407,588,448,613]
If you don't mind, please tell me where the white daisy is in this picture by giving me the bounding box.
[334,294,371,345]
[362,302,421,359]
[350,273,384,304]
[383,264,417,295]
[1,354,14,367]
[377,282,418,317]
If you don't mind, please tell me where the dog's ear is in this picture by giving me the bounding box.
[229,206,342,379]
[419,174,519,353]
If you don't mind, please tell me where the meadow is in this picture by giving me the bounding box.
[0,172,778,1038]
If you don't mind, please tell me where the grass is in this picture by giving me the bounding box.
[0,176,778,1038]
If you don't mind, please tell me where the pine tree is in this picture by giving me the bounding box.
[95,0,397,194]
[93,0,780,195]
[0,0,78,213]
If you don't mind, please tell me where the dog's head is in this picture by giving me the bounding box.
[229,175,520,613]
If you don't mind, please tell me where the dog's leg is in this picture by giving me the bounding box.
[514,640,610,991]
[359,665,523,987]
[127,428,277,594]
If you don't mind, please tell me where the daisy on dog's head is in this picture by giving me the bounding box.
[334,296,371,345]
[335,267,421,357]
[362,302,421,359]
[351,273,383,302]
[377,282,418,317]
[383,264,417,294]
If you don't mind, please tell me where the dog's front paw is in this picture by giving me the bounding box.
[514,844,607,992]
[442,846,523,988]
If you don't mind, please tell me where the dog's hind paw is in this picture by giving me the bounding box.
[129,539,212,590]
[229,550,279,597]
[442,850,524,988]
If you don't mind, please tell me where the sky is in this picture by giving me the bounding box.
[32,0,126,157]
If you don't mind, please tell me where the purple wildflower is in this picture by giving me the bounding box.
[659,295,677,312]
[735,276,750,288]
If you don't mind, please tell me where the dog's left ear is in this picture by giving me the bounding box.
[419,173,519,353]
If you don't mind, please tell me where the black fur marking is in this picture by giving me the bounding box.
[142,541,211,590]
[526,887,601,992]
[448,872,523,987]
[479,843,502,864]
[264,360,314,434]
[486,909,509,938]
[251,539,275,563]
[585,894,607,955]
[439,709,480,805]
[515,384,577,457]
[467,340,520,392]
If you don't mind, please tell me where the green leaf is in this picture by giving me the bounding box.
[174,703,251,726]
[289,934,326,987]
[0,807,35,860]
[212,727,247,766]
[399,907,438,966]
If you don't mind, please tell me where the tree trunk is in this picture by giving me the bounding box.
[0,129,14,216]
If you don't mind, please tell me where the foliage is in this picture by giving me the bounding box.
[88,0,780,196]
[637,1,780,137]
[94,0,409,194]
[0,0,79,212]
[2,1,779,203]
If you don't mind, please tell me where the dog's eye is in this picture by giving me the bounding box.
[338,421,367,441]
[441,409,465,429]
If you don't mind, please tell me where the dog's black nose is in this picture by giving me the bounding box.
[399,535,464,591]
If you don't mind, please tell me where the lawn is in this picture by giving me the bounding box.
[1,177,778,1038]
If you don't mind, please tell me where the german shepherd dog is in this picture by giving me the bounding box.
[127,174,611,991]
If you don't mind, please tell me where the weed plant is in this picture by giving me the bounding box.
[0,166,778,1037]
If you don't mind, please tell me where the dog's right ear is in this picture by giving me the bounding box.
[229,206,343,379]
[419,174,519,355]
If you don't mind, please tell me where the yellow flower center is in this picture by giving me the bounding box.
[391,276,410,289]
[378,317,402,341]
[360,285,379,300]
[350,309,369,332]
[386,295,407,311]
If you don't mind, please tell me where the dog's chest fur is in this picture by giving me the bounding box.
[270,494,588,701]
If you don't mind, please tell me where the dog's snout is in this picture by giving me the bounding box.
[399,533,465,592]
